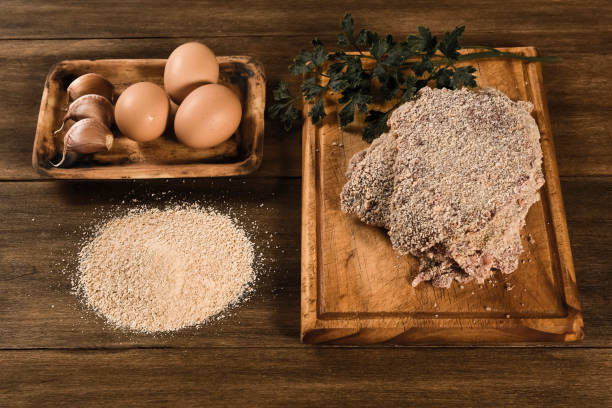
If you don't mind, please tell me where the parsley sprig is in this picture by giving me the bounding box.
[269,13,560,142]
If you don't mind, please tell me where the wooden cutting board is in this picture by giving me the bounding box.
[301,47,583,344]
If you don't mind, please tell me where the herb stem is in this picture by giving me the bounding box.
[457,51,562,63]
[353,44,368,58]
[356,53,377,60]
[462,45,500,53]
[400,52,560,69]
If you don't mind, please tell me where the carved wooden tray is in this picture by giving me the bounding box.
[32,57,265,179]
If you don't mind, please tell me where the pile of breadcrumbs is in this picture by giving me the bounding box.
[76,205,255,333]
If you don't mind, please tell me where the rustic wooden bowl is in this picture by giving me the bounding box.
[32,57,265,179]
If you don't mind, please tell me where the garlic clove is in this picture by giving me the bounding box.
[67,73,114,102]
[51,118,113,167]
[63,94,114,128]
[66,118,113,154]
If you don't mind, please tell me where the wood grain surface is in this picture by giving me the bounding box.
[2,349,611,407]
[1,0,611,405]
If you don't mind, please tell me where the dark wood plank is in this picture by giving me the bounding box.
[1,0,609,39]
[1,348,611,407]
[1,35,611,180]
[0,179,610,348]
[563,178,612,342]
[0,178,301,348]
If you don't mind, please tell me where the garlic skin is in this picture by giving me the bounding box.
[63,94,114,128]
[52,118,113,167]
[67,73,114,102]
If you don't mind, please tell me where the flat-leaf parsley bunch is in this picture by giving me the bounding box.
[269,13,559,142]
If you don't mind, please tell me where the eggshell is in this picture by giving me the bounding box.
[174,84,242,149]
[169,99,179,117]
[164,42,219,104]
[114,82,169,142]
[164,99,180,131]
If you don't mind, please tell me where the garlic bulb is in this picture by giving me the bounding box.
[54,94,114,135]
[52,118,113,167]
[67,73,114,102]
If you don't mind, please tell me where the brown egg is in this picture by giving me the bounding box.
[164,42,219,104]
[115,82,169,142]
[174,84,242,149]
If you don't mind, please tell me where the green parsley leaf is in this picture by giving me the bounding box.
[377,70,402,100]
[311,38,328,67]
[434,67,454,89]
[385,42,414,67]
[339,100,355,128]
[408,26,437,56]
[372,63,386,78]
[439,25,465,60]
[328,76,350,91]
[272,81,293,101]
[308,98,326,125]
[337,13,355,46]
[268,82,300,132]
[363,110,391,142]
[370,34,395,60]
[400,76,417,102]
[356,28,370,46]
[301,77,325,101]
[338,86,372,114]
[289,50,313,75]
[452,66,477,88]
[412,58,434,76]
[273,13,559,142]
[271,103,299,131]
[327,59,350,91]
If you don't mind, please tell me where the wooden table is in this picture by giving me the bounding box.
[1,1,610,406]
